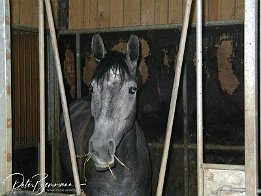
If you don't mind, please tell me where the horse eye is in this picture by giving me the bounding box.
[129,87,138,94]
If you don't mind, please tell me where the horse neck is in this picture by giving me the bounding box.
[116,121,137,162]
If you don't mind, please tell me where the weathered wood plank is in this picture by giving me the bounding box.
[98,0,110,27]
[220,0,235,20]
[155,0,168,24]
[169,0,183,24]
[204,0,209,21]
[83,0,98,29]
[141,0,155,25]
[208,0,221,21]
[235,0,244,20]
[110,0,124,27]
[11,0,20,25]
[191,0,196,23]
[69,0,84,29]
[124,0,141,26]
[31,0,38,28]
[20,0,33,27]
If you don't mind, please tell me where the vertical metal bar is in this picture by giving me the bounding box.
[47,34,61,184]
[47,35,52,142]
[0,0,12,194]
[259,0,261,190]
[196,0,204,195]
[39,0,45,192]
[23,33,26,144]
[44,0,81,195]
[183,64,189,196]
[76,33,81,98]
[244,0,258,195]
[156,1,192,195]
[29,35,33,144]
[18,31,21,145]
[23,32,28,144]
[11,30,15,146]
[32,34,37,144]
[35,36,40,143]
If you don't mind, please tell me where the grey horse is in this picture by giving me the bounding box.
[59,34,151,196]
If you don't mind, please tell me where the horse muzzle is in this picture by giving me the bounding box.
[94,159,115,171]
[89,139,116,171]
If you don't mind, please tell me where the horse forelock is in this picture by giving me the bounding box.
[92,51,131,83]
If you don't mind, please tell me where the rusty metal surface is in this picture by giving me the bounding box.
[203,165,245,196]
[0,0,12,193]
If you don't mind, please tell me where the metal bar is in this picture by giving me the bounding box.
[76,33,81,98]
[147,143,245,151]
[24,33,27,145]
[217,186,245,196]
[29,35,33,144]
[11,25,39,33]
[47,34,61,184]
[196,0,203,195]
[0,0,12,194]
[58,20,244,35]
[156,1,192,195]
[32,34,36,144]
[47,35,53,142]
[202,163,245,171]
[18,31,21,145]
[44,0,81,195]
[258,0,261,193]
[39,0,45,193]
[183,64,189,196]
[23,33,26,144]
[244,0,259,195]
[11,30,15,146]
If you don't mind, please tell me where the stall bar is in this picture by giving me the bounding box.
[196,0,203,195]
[39,0,82,195]
[244,0,259,195]
[156,0,193,195]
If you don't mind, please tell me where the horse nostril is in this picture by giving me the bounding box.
[108,140,115,155]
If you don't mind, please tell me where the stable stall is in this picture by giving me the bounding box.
[0,0,260,195]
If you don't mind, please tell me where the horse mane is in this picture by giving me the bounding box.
[92,51,130,82]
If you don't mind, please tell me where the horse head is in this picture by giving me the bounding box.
[88,34,139,171]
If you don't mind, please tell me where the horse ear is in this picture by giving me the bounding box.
[92,34,107,62]
[126,34,139,70]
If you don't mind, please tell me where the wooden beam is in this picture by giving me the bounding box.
[124,0,141,27]
[110,0,124,27]
[169,0,183,24]
[98,0,110,28]
[155,0,168,24]
[141,0,155,25]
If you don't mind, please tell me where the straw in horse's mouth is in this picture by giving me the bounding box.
[83,154,130,181]
[113,155,130,171]
[107,164,116,180]
[83,153,92,182]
